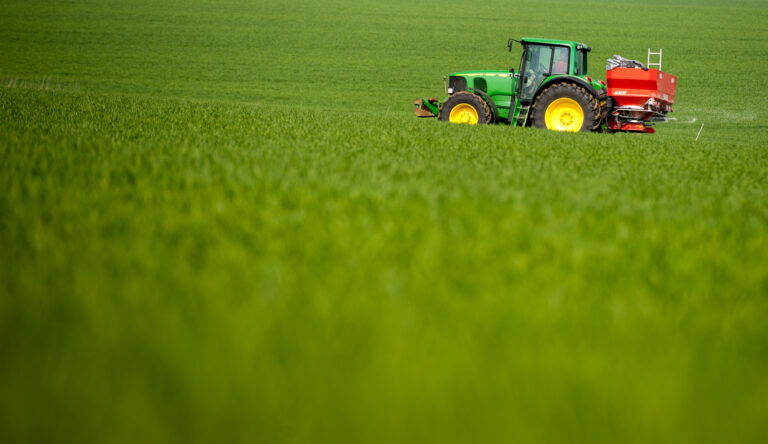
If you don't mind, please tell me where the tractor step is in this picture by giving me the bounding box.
[518,105,531,126]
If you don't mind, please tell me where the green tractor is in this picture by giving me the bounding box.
[415,38,673,133]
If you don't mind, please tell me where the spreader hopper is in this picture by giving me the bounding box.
[605,68,677,133]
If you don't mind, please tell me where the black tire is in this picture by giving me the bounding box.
[532,83,600,132]
[439,91,492,125]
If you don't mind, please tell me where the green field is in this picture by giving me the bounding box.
[2,0,768,442]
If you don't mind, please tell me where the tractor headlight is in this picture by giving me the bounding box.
[448,87,454,94]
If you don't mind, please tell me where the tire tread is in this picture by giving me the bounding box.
[532,83,600,131]
[439,91,492,124]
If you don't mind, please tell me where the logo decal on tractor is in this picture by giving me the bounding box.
[463,73,509,77]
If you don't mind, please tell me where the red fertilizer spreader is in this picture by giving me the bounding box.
[605,67,677,133]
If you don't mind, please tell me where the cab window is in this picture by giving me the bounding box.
[552,47,569,75]
[577,50,587,75]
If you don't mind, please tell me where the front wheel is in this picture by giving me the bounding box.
[532,83,600,132]
[439,92,492,125]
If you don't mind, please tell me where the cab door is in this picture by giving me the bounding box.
[518,44,554,101]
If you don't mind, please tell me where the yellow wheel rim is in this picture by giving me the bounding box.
[544,98,584,132]
[449,103,479,124]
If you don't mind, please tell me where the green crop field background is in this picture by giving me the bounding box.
[1,0,767,443]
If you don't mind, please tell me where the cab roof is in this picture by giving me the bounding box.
[521,37,591,52]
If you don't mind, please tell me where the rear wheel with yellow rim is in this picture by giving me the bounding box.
[532,83,600,132]
[439,92,491,125]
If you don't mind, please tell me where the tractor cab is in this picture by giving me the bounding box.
[516,38,591,101]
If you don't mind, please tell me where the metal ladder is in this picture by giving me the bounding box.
[647,48,662,70]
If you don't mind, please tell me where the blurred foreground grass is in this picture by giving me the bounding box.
[3,0,768,441]
[1,89,767,442]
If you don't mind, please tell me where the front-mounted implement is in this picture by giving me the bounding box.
[414,38,677,133]
[414,97,440,117]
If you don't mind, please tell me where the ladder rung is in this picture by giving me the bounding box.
[647,48,663,71]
